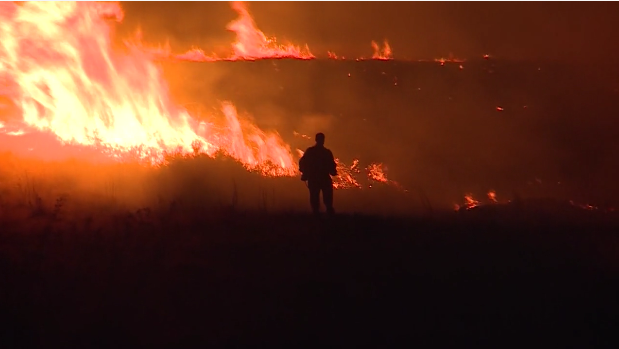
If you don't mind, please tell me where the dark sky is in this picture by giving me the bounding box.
[118,1,619,62]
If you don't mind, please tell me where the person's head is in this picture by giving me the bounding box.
[315,132,325,146]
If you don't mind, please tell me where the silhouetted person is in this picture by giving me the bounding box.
[299,133,337,215]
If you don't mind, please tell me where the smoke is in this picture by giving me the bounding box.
[2,2,618,216]
[118,2,619,62]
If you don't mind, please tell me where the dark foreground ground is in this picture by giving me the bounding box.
[1,206,618,347]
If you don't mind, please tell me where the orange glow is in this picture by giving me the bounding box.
[487,190,498,203]
[367,163,389,183]
[433,55,466,65]
[225,2,314,60]
[371,40,392,60]
[333,158,362,189]
[0,1,297,176]
[464,194,480,210]
[172,2,314,61]
[367,163,404,190]
[569,200,598,211]
[292,131,312,140]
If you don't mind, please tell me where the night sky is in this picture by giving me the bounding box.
[119,1,619,62]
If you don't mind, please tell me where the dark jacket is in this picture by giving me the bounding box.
[299,145,337,182]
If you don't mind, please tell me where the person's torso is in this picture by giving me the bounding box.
[304,146,333,179]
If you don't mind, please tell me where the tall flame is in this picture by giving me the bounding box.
[226,2,314,60]
[371,40,392,60]
[0,1,296,175]
[172,1,315,62]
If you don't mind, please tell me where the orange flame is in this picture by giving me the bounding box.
[371,40,392,60]
[464,194,480,210]
[292,131,312,140]
[434,53,465,65]
[333,158,362,189]
[172,2,314,62]
[487,190,498,203]
[366,163,404,190]
[0,1,296,175]
[367,163,389,183]
[226,2,314,60]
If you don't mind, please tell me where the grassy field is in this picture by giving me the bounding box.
[2,15,619,345]
[1,153,618,347]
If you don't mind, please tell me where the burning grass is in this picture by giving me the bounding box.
[0,151,417,224]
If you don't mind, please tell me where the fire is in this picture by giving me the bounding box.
[367,163,389,183]
[295,149,360,189]
[296,146,398,190]
[327,51,346,60]
[366,163,404,190]
[333,158,362,189]
[226,2,314,60]
[0,1,296,175]
[292,131,312,140]
[434,54,465,65]
[1,1,408,190]
[371,40,392,60]
[171,2,314,62]
[487,190,498,203]
[569,200,598,211]
[464,194,481,210]
[173,47,219,62]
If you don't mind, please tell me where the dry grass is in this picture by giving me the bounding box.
[1,151,618,347]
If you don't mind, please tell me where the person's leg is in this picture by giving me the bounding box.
[308,182,321,214]
[323,182,334,215]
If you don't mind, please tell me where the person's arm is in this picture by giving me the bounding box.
[299,149,308,173]
[329,150,338,176]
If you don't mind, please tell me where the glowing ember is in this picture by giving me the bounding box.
[0,1,296,175]
[333,158,362,189]
[367,163,389,183]
[569,200,598,211]
[371,40,392,60]
[464,194,480,210]
[487,190,498,203]
[366,163,404,190]
[434,55,466,65]
[292,131,312,140]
